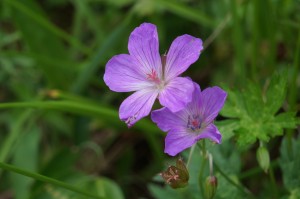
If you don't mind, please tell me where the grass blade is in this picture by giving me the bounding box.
[0,162,103,199]
[5,0,91,55]
[154,0,215,28]
[0,101,161,135]
[71,12,133,93]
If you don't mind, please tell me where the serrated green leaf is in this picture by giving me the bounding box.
[265,71,288,115]
[279,137,300,191]
[220,71,296,149]
[235,128,257,148]
[243,81,264,119]
[273,112,298,129]
[220,89,247,118]
[215,119,240,141]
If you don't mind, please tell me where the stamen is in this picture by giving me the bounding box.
[187,115,202,131]
[147,69,160,84]
[125,113,138,127]
[164,167,180,183]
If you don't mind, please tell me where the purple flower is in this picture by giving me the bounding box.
[151,83,227,156]
[104,23,203,127]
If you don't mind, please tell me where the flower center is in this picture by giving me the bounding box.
[187,114,202,131]
[147,69,161,84]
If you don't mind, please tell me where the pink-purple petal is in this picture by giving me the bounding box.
[165,35,203,81]
[197,124,222,144]
[182,82,201,115]
[164,127,198,156]
[158,77,194,112]
[128,23,162,78]
[104,54,152,92]
[119,89,158,127]
[199,87,227,124]
[151,107,186,132]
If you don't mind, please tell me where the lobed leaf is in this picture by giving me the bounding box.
[265,71,288,115]
[220,71,297,148]
[279,137,300,191]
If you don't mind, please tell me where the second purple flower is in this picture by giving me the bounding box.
[151,83,227,156]
[104,23,203,127]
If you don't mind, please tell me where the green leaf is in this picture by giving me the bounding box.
[0,110,33,163]
[94,177,124,199]
[220,88,247,118]
[235,128,257,149]
[209,141,242,175]
[288,189,300,199]
[265,71,288,115]
[214,174,244,199]
[215,120,240,141]
[273,112,298,129]
[39,148,78,179]
[243,81,264,119]
[149,185,189,199]
[10,127,41,199]
[279,137,300,191]
[220,71,297,149]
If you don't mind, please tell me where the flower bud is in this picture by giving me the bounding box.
[204,176,218,199]
[160,158,189,189]
[256,146,270,173]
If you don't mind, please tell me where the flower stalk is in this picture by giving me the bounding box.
[198,141,207,199]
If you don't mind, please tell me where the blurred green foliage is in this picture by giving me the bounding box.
[0,0,299,198]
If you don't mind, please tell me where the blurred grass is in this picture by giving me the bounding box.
[0,0,299,198]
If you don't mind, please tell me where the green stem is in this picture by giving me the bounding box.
[269,164,278,199]
[0,162,103,199]
[203,14,231,50]
[186,145,196,168]
[197,141,207,199]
